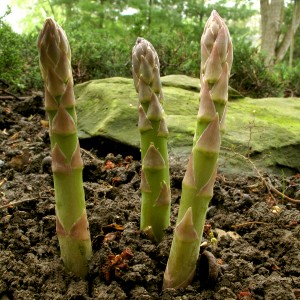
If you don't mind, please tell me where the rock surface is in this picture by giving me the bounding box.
[75,75,300,175]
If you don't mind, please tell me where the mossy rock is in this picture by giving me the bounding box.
[75,75,300,175]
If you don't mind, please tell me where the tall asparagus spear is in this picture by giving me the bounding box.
[132,38,171,242]
[163,10,233,289]
[37,18,92,278]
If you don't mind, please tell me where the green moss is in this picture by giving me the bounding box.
[75,76,300,174]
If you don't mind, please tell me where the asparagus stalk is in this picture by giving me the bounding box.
[37,18,92,278]
[132,38,171,242]
[163,10,233,289]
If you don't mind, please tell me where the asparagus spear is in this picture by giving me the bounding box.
[132,38,171,242]
[37,18,92,278]
[163,10,233,289]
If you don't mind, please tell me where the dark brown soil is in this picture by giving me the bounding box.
[1,94,300,300]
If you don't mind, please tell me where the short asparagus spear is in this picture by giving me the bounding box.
[163,10,233,289]
[132,38,171,242]
[37,18,92,278]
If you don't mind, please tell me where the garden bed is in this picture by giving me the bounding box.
[0,94,300,299]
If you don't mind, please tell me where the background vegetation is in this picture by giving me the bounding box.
[0,0,299,98]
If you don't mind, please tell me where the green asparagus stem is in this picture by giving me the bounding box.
[37,18,92,278]
[132,38,171,242]
[163,10,233,289]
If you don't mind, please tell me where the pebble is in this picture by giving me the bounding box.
[207,205,217,218]
[41,156,52,173]
[243,193,253,204]
[215,228,241,240]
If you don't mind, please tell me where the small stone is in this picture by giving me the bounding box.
[242,193,254,206]
[271,205,282,214]
[41,156,52,173]
[215,228,241,240]
[25,185,33,191]
[207,205,217,218]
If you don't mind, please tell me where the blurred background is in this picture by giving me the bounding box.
[0,0,299,98]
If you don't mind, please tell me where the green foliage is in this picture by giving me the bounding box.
[0,21,24,88]
[230,37,284,98]
[145,31,200,77]
[276,61,300,97]
[0,21,42,91]
[67,30,132,82]
[19,33,43,91]
[2,0,299,97]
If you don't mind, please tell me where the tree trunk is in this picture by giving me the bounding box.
[199,0,205,28]
[289,31,294,68]
[148,0,153,29]
[260,0,284,66]
[275,0,300,64]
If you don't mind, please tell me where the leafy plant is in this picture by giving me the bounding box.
[0,21,24,89]
[230,37,283,98]
[67,30,132,83]
[37,18,92,278]
[276,61,300,97]
[0,21,42,92]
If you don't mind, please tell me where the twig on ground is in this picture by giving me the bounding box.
[0,191,53,210]
[0,96,29,100]
[265,177,300,204]
[0,79,22,100]
[222,146,300,204]
[0,96,15,100]
[81,148,98,160]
